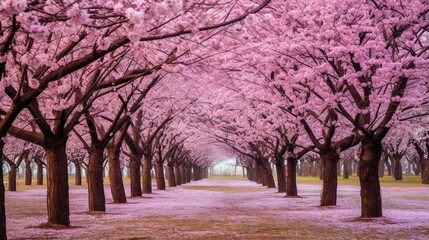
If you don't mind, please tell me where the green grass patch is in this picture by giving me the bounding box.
[209,176,247,180]
[294,175,428,187]
[182,185,267,193]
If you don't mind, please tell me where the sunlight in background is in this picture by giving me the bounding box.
[211,158,245,176]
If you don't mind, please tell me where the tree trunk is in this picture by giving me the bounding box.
[174,163,181,185]
[8,166,17,191]
[0,141,6,240]
[393,158,403,181]
[320,148,339,206]
[275,160,286,193]
[343,160,350,179]
[186,164,192,183]
[167,163,176,187]
[413,162,420,176]
[286,156,298,196]
[180,164,187,184]
[378,156,385,178]
[142,155,152,194]
[25,159,32,186]
[75,162,82,186]
[262,161,276,188]
[88,147,106,212]
[129,153,142,196]
[107,148,126,203]
[422,159,429,184]
[37,163,44,185]
[246,167,252,181]
[359,139,383,218]
[155,162,166,190]
[187,165,192,183]
[385,157,392,176]
[192,166,197,181]
[45,141,70,225]
[256,164,263,184]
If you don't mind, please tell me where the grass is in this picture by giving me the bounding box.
[209,176,247,180]
[182,185,267,193]
[209,174,428,187]
[297,174,427,187]
[3,174,427,192]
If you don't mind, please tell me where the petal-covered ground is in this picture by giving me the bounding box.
[5,178,429,239]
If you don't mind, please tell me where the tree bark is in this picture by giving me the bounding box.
[378,155,385,178]
[255,164,263,184]
[88,147,106,212]
[359,139,383,218]
[155,162,166,190]
[422,159,429,184]
[142,155,152,194]
[75,162,82,186]
[275,160,286,193]
[385,157,392,176]
[107,148,126,203]
[129,153,142,196]
[24,158,32,186]
[262,161,276,188]
[286,156,298,196]
[167,163,176,187]
[174,163,181,185]
[186,164,192,183]
[192,166,197,181]
[180,164,187,184]
[320,148,339,206]
[36,162,44,185]
[45,140,70,225]
[393,158,403,181]
[246,167,252,181]
[343,160,350,179]
[8,166,17,191]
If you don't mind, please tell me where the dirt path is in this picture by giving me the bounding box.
[5,179,429,239]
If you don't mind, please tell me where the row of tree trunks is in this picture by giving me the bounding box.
[246,161,276,189]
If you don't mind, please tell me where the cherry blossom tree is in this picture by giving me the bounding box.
[0,1,272,238]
